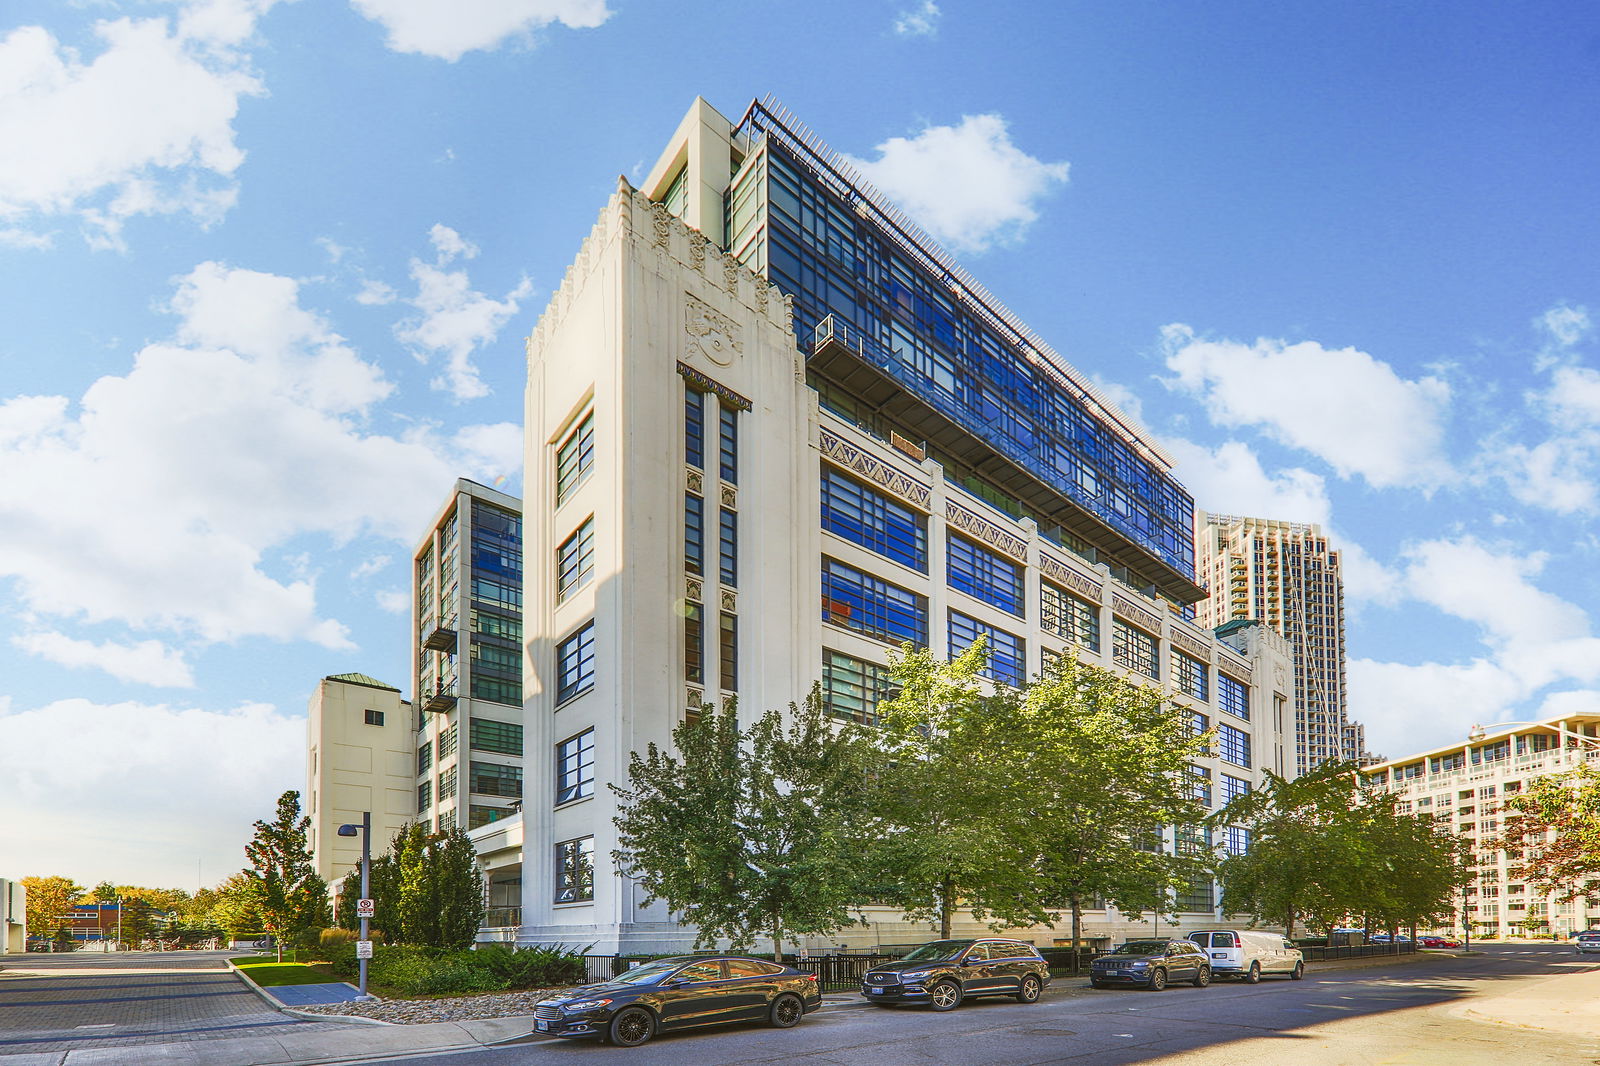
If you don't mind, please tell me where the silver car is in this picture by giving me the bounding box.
[1575,932,1600,954]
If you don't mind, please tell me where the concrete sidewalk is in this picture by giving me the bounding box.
[1453,961,1600,1040]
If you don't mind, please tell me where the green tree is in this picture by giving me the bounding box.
[90,880,119,903]
[243,790,330,960]
[613,691,881,960]
[1490,764,1600,906]
[211,872,265,938]
[21,876,82,946]
[434,826,487,950]
[336,823,481,948]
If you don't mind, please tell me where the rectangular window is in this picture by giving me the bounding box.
[555,837,595,903]
[1040,581,1099,651]
[1219,673,1249,720]
[438,764,457,800]
[1187,764,1212,807]
[946,534,1024,617]
[469,805,513,830]
[556,517,595,601]
[417,779,431,811]
[822,557,929,647]
[1112,619,1159,680]
[470,718,523,756]
[719,612,738,692]
[471,609,521,643]
[685,387,705,469]
[1221,773,1251,805]
[471,676,521,705]
[1225,826,1251,855]
[470,640,519,671]
[822,651,896,725]
[685,494,704,575]
[437,810,455,832]
[438,723,457,758]
[364,708,385,726]
[1172,650,1209,702]
[718,404,737,484]
[417,741,432,775]
[948,610,1026,687]
[470,575,521,611]
[556,621,596,703]
[556,729,595,804]
[469,761,523,798]
[556,411,595,504]
[1218,723,1252,768]
[685,602,704,683]
[820,466,927,571]
[1177,878,1214,913]
[719,507,737,586]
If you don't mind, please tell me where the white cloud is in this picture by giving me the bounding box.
[349,554,391,581]
[395,225,534,401]
[349,0,611,62]
[0,261,510,649]
[893,1,941,37]
[0,5,274,249]
[1349,657,1525,759]
[0,697,301,886]
[355,279,398,306]
[375,589,408,613]
[847,114,1070,255]
[1167,438,1331,525]
[13,631,195,688]
[1537,303,1591,351]
[1161,324,1453,490]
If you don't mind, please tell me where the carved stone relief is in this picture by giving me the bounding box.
[684,294,743,366]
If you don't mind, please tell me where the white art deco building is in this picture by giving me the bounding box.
[507,98,1296,952]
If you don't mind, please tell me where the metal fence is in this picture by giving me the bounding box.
[1300,941,1417,962]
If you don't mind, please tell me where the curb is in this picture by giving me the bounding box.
[225,957,395,1026]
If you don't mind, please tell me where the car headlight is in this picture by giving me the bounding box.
[561,998,612,1012]
[1128,961,1149,969]
[899,969,936,981]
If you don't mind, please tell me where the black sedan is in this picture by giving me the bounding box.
[532,955,822,1047]
[860,938,1050,1010]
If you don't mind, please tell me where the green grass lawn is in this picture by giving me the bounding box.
[232,958,345,987]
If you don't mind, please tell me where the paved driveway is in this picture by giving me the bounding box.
[0,950,354,1058]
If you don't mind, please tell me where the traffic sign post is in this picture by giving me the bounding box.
[356,898,374,919]
[355,940,373,959]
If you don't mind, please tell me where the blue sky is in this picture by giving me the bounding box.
[3,0,1597,889]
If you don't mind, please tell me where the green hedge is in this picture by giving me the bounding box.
[326,943,587,996]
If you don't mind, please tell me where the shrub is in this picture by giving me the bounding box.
[471,944,587,989]
[371,952,506,996]
[320,928,356,950]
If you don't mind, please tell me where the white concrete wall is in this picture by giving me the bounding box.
[307,678,416,884]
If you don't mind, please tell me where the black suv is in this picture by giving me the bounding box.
[861,938,1050,1011]
[1089,938,1211,991]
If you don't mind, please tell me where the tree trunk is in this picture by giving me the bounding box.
[1070,896,1084,977]
[772,914,784,963]
[940,875,954,940]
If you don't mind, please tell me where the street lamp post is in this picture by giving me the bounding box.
[337,812,374,1000]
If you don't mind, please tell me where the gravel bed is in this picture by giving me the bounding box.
[295,988,565,1024]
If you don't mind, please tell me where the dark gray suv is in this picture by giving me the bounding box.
[1090,938,1211,991]
[861,938,1050,1010]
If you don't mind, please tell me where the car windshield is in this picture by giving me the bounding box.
[901,941,972,963]
[610,960,690,986]
[1111,941,1167,955]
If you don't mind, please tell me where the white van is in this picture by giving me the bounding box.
[1187,930,1304,982]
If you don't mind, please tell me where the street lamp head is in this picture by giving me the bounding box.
[337,824,361,837]
[1467,724,1486,742]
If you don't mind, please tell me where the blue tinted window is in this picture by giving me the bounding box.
[719,404,737,485]
[947,534,1023,616]
[1041,581,1099,651]
[821,557,928,647]
[556,729,594,804]
[719,507,737,587]
[948,610,1025,687]
[1173,650,1209,702]
[685,387,705,469]
[556,621,595,703]
[1218,723,1251,768]
[1219,674,1249,720]
[685,494,704,575]
[1112,619,1158,680]
[1221,773,1251,805]
[820,467,927,571]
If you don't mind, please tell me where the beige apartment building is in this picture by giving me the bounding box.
[1196,512,1368,772]
[1363,713,1600,937]
[305,673,415,883]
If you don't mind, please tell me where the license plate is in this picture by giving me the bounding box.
[536,1020,553,1032]
[1212,952,1226,959]
[868,988,883,994]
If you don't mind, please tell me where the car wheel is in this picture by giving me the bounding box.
[1145,968,1167,992]
[1290,961,1304,980]
[928,980,963,1011]
[769,993,804,1029]
[1015,975,1042,1003]
[1192,966,1211,988]
[608,1007,655,1048]
[1243,962,1261,984]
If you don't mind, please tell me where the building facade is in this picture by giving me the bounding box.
[1196,512,1367,772]
[1363,714,1600,937]
[306,673,417,883]
[509,98,1295,953]
[1,878,24,953]
[412,479,526,836]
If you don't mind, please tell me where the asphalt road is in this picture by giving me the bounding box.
[358,945,1600,1066]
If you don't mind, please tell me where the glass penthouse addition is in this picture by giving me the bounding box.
[719,100,1202,606]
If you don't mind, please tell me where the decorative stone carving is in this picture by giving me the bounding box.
[687,687,702,708]
[1038,553,1103,600]
[676,362,752,411]
[688,230,708,272]
[755,282,769,315]
[818,428,931,509]
[651,202,671,248]
[782,292,794,331]
[1219,653,1253,684]
[1169,627,1212,660]
[684,293,742,367]
[945,502,1028,561]
[720,590,736,612]
[687,469,703,494]
[720,485,736,509]
[686,577,702,602]
[722,252,740,294]
[1112,595,1162,636]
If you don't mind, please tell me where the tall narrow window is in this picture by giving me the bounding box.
[719,612,738,691]
[685,602,704,683]
[685,387,705,469]
[1173,650,1209,701]
[556,729,595,804]
[556,517,595,601]
[685,494,704,575]
[1218,723,1252,768]
[1219,674,1250,720]
[556,621,596,703]
[718,404,738,484]
[718,507,737,587]
[556,411,596,504]
[555,837,595,903]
